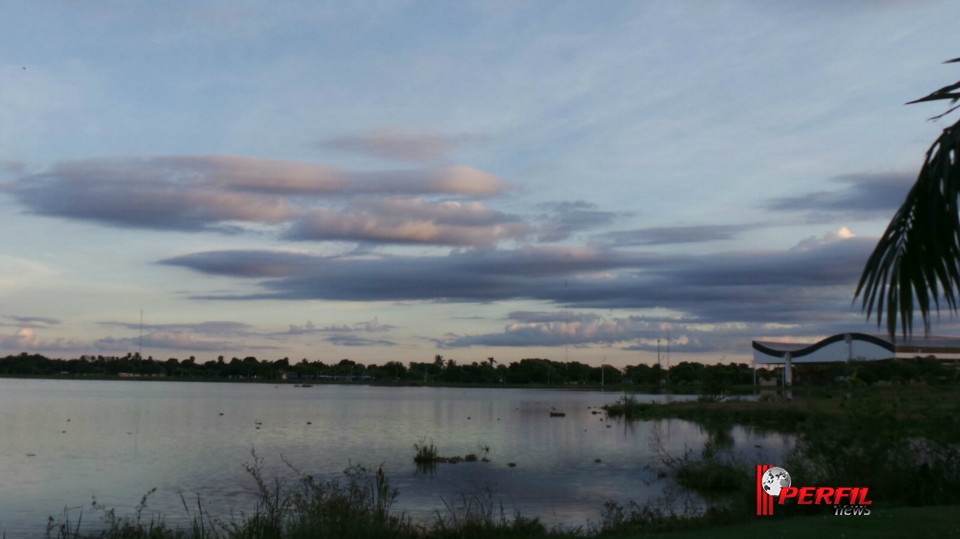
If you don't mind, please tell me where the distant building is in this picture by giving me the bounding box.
[751,333,960,386]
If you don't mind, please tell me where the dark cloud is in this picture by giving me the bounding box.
[763,172,912,222]
[536,201,621,242]
[4,315,60,328]
[598,224,753,246]
[160,246,646,302]
[160,234,876,333]
[322,130,484,162]
[160,250,316,279]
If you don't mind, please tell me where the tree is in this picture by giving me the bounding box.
[856,57,960,337]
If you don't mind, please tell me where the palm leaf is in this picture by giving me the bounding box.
[855,120,960,338]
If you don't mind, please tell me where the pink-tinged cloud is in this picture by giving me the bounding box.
[157,156,508,195]
[286,204,528,246]
[11,156,514,244]
[322,130,483,162]
[0,328,85,352]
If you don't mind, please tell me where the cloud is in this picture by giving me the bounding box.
[792,226,856,250]
[536,201,620,242]
[506,311,602,324]
[283,318,394,335]
[14,158,293,231]
[93,331,277,353]
[9,156,513,245]
[0,327,85,352]
[441,315,654,348]
[160,246,646,302]
[1,160,25,175]
[437,315,803,355]
[91,320,278,354]
[285,199,528,246]
[161,236,875,330]
[325,335,396,347]
[98,320,254,335]
[763,172,912,222]
[3,315,60,328]
[322,129,484,162]
[597,224,753,246]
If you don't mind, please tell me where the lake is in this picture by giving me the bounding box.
[0,379,792,537]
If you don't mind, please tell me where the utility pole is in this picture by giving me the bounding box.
[657,338,661,387]
[666,329,671,386]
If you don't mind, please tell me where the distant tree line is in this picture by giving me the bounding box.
[0,352,951,387]
[0,352,752,386]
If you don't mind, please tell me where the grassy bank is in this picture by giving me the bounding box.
[611,505,960,539]
[604,385,960,521]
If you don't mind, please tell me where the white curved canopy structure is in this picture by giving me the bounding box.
[752,333,893,366]
[751,333,960,386]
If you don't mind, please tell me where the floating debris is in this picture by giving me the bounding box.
[507,462,517,468]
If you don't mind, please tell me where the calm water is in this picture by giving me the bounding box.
[0,379,792,537]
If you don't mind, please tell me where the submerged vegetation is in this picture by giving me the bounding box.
[413,439,489,469]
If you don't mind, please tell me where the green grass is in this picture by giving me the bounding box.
[607,505,960,539]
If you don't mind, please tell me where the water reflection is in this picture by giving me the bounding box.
[0,380,793,538]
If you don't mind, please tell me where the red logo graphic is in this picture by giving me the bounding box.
[755,464,872,517]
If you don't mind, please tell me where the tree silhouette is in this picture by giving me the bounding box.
[856,57,960,337]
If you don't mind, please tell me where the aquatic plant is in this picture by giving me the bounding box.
[433,486,547,538]
[413,437,439,464]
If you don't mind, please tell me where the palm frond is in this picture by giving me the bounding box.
[855,121,960,338]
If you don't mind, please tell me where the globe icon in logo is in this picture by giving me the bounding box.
[761,467,791,496]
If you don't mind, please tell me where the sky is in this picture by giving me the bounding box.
[1,1,959,368]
